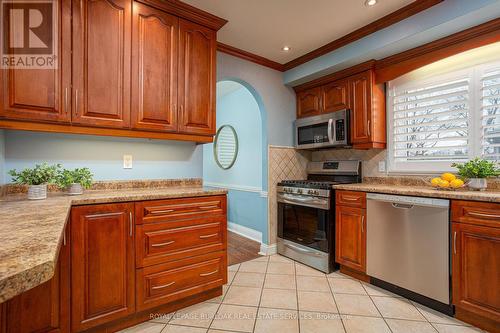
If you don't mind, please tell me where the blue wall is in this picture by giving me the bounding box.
[204,82,268,244]
[4,130,203,182]
[204,85,262,188]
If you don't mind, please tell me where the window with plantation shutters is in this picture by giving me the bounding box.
[387,57,500,173]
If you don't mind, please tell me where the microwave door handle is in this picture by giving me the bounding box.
[327,119,334,143]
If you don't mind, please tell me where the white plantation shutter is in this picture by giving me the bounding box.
[388,59,500,173]
[480,68,500,160]
[392,78,470,162]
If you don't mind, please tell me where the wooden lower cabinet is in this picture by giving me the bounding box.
[71,203,136,332]
[452,221,500,331]
[0,227,70,333]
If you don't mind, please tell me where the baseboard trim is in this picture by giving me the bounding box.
[227,222,262,244]
[259,243,277,256]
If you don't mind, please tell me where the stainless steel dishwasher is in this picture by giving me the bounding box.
[366,193,450,305]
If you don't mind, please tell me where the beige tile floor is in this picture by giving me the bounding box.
[120,255,486,333]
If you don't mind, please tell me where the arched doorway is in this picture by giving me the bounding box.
[203,79,268,264]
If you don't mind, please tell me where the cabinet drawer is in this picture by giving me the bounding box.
[136,216,226,267]
[136,195,226,224]
[451,201,500,228]
[336,191,366,208]
[136,252,226,311]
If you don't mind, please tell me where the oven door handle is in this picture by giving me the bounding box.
[284,243,324,257]
[277,194,329,210]
[327,118,334,144]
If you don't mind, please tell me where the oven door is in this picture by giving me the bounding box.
[277,194,332,253]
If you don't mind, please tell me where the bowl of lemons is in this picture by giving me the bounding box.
[430,173,465,190]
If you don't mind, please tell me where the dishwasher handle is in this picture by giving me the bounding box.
[391,203,414,209]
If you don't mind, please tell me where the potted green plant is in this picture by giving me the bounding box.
[56,168,94,195]
[451,158,500,191]
[8,163,61,200]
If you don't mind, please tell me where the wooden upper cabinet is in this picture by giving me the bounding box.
[72,0,131,128]
[322,80,349,114]
[1,227,70,333]
[297,87,322,118]
[0,0,71,123]
[131,3,178,132]
[348,70,386,149]
[178,19,216,135]
[452,222,500,324]
[71,203,135,332]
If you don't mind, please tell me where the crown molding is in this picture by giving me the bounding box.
[216,42,285,71]
[137,0,228,30]
[281,0,444,71]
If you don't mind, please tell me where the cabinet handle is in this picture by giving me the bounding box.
[151,209,174,215]
[361,216,365,233]
[199,233,218,239]
[453,231,457,255]
[200,269,219,277]
[151,240,175,247]
[152,281,175,290]
[367,120,371,137]
[468,211,500,219]
[75,89,79,117]
[342,196,359,202]
[129,212,133,237]
[64,87,69,114]
[63,228,67,246]
[199,205,219,210]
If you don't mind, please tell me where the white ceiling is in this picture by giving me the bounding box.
[183,0,415,64]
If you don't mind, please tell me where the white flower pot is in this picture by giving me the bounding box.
[468,178,487,191]
[68,183,84,195]
[28,184,47,200]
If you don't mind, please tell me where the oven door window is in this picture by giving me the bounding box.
[297,122,329,146]
[278,203,329,252]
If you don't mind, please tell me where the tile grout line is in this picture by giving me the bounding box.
[361,282,395,333]
[410,301,441,333]
[251,255,270,333]
[327,270,348,333]
[294,260,301,333]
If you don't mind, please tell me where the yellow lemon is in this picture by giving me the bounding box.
[438,179,450,188]
[441,173,456,182]
[450,179,464,188]
[431,177,442,187]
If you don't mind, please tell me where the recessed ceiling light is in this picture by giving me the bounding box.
[282,46,291,52]
[365,0,378,6]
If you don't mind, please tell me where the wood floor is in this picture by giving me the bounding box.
[227,231,262,266]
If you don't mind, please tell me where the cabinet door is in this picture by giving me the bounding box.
[297,87,321,118]
[2,227,70,333]
[322,80,349,114]
[0,0,71,123]
[336,206,366,273]
[131,3,178,132]
[178,19,216,135]
[349,71,372,144]
[71,203,135,332]
[72,0,131,128]
[452,222,500,322]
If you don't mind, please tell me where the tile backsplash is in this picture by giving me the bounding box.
[311,149,387,178]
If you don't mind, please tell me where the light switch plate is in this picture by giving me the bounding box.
[378,161,386,173]
[123,154,133,169]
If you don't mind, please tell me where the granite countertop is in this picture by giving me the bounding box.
[333,183,500,203]
[0,186,227,303]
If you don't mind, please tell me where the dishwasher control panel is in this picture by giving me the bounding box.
[366,193,449,208]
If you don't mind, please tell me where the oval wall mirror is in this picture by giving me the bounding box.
[213,125,239,170]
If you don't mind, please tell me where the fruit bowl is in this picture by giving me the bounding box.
[429,173,466,191]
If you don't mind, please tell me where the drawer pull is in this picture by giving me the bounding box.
[151,240,175,247]
[151,209,175,215]
[467,211,500,219]
[200,269,219,277]
[151,281,175,290]
[199,205,219,210]
[199,233,218,239]
[342,197,359,201]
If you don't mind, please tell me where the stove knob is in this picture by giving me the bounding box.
[314,190,320,195]
[297,189,303,194]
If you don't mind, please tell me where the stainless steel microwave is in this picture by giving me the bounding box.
[295,110,350,149]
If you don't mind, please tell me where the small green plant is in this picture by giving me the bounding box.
[56,168,94,189]
[8,163,61,185]
[452,158,500,179]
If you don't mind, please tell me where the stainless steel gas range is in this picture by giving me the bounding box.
[276,160,361,273]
